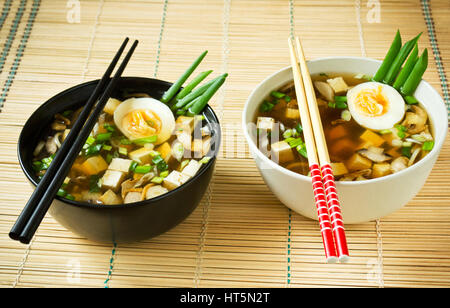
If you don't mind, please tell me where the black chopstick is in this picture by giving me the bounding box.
[9,37,130,241]
[10,38,138,244]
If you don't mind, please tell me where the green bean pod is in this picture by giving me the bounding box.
[393,43,419,91]
[383,33,422,85]
[175,70,213,100]
[161,50,208,103]
[187,74,227,116]
[401,48,428,96]
[373,30,402,82]
[171,74,225,111]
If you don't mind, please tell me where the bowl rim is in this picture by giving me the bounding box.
[242,56,449,186]
[18,77,221,210]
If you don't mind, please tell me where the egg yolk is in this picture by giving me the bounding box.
[122,109,162,139]
[354,85,389,117]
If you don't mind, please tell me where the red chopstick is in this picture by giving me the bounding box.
[292,36,349,262]
[288,38,339,263]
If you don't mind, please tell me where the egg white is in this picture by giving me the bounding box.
[113,97,175,145]
[347,81,405,131]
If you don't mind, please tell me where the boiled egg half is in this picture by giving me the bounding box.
[114,97,175,145]
[347,81,405,131]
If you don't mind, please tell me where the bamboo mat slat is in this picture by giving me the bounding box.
[0,0,448,288]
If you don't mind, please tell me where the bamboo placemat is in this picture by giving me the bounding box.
[0,0,449,288]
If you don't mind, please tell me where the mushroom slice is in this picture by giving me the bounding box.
[401,105,427,134]
[121,179,140,199]
[313,81,335,102]
[390,157,408,173]
[45,136,58,154]
[408,146,422,167]
[134,172,155,188]
[33,140,45,157]
[358,146,392,163]
[143,184,168,200]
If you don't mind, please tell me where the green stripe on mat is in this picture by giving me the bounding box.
[0,0,27,76]
[0,0,13,31]
[421,0,450,118]
[153,0,168,78]
[0,0,40,110]
[287,0,295,286]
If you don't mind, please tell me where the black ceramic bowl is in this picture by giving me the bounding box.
[18,77,221,243]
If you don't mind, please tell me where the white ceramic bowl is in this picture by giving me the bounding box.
[242,57,448,223]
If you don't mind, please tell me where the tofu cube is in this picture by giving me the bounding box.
[176,116,195,134]
[177,130,192,150]
[163,170,190,190]
[372,163,392,178]
[156,142,172,162]
[80,156,109,175]
[103,98,122,115]
[101,170,126,191]
[326,77,349,94]
[108,158,133,173]
[129,147,154,164]
[192,136,211,158]
[360,129,385,147]
[181,160,202,178]
[271,141,295,164]
[99,189,122,205]
[346,153,372,172]
[331,162,349,177]
[285,108,300,120]
[257,117,275,132]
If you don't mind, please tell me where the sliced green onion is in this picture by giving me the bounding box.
[328,102,336,108]
[118,147,128,156]
[373,30,402,82]
[103,123,116,132]
[341,110,352,121]
[57,188,67,197]
[120,138,132,145]
[86,136,96,146]
[401,146,412,158]
[102,144,112,151]
[271,91,285,99]
[134,165,152,174]
[85,144,102,156]
[199,157,211,164]
[295,123,303,134]
[384,33,422,85]
[259,100,274,113]
[132,135,158,145]
[65,194,75,201]
[161,51,208,103]
[296,144,308,159]
[334,96,347,103]
[401,48,428,96]
[379,129,392,135]
[159,170,169,178]
[129,161,138,172]
[284,95,292,102]
[287,137,303,148]
[151,176,164,184]
[422,140,434,151]
[335,101,348,109]
[96,132,112,142]
[175,70,213,100]
[180,159,190,170]
[393,43,419,91]
[187,74,227,116]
